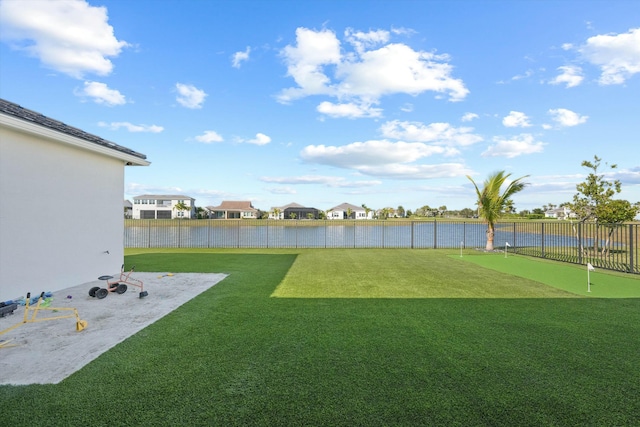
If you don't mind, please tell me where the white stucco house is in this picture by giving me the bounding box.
[206,201,259,219]
[0,99,149,301]
[132,195,196,219]
[545,207,576,220]
[327,203,373,220]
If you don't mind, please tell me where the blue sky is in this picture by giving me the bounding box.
[1,0,639,213]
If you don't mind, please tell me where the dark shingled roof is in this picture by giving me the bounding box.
[0,98,147,160]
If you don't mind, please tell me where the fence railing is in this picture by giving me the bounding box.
[124,220,639,274]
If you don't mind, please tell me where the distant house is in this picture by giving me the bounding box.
[327,203,372,220]
[124,200,133,218]
[132,195,196,219]
[269,202,320,220]
[545,207,576,220]
[206,201,259,219]
[0,98,149,301]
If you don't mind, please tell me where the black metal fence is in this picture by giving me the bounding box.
[124,220,639,274]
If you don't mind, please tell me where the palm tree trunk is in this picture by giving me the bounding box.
[486,223,495,251]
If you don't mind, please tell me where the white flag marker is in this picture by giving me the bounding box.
[505,242,511,258]
[587,263,595,292]
[460,241,464,257]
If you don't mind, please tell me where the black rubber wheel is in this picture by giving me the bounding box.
[96,288,109,299]
[89,286,100,297]
[116,284,128,294]
[109,282,119,290]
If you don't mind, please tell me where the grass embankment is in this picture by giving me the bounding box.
[1,249,639,426]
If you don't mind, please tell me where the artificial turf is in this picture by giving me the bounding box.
[457,252,640,298]
[1,249,638,426]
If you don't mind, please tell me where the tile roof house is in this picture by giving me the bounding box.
[206,201,259,219]
[268,202,320,220]
[327,203,372,220]
[0,98,149,301]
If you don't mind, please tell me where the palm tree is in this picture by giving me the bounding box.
[173,201,190,219]
[467,171,529,251]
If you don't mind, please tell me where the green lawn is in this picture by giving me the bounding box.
[1,249,639,426]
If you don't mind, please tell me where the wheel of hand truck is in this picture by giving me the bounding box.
[116,284,128,294]
[96,288,109,299]
[89,286,100,297]
[109,282,119,290]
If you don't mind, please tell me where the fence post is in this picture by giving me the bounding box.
[540,222,546,258]
[463,222,466,248]
[629,223,635,273]
[433,221,437,249]
[411,221,414,249]
[148,220,151,249]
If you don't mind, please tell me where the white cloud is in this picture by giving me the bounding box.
[400,103,413,113]
[195,130,224,143]
[278,27,341,102]
[579,27,640,85]
[483,134,545,158]
[380,120,483,146]
[461,112,479,122]
[260,175,381,188]
[0,0,128,78]
[232,46,251,68]
[344,28,390,53]
[301,140,446,168]
[98,121,163,133]
[267,186,297,195]
[336,43,468,101]
[316,101,382,119]
[548,108,588,127]
[549,65,584,88]
[278,27,468,110]
[247,133,272,145]
[511,69,534,81]
[502,111,532,128]
[76,81,126,106]
[355,163,473,180]
[176,83,207,109]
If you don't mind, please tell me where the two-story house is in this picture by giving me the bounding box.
[132,195,196,219]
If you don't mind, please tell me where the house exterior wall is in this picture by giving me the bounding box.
[0,126,127,301]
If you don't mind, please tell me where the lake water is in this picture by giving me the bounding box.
[124,221,588,249]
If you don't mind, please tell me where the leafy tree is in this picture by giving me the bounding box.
[289,212,297,220]
[346,208,353,219]
[271,208,281,220]
[460,208,475,218]
[397,205,405,218]
[569,156,635,223]
[569,156,639,254]
[467,171,529,251]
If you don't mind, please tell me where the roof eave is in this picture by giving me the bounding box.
[1,113,150,167]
